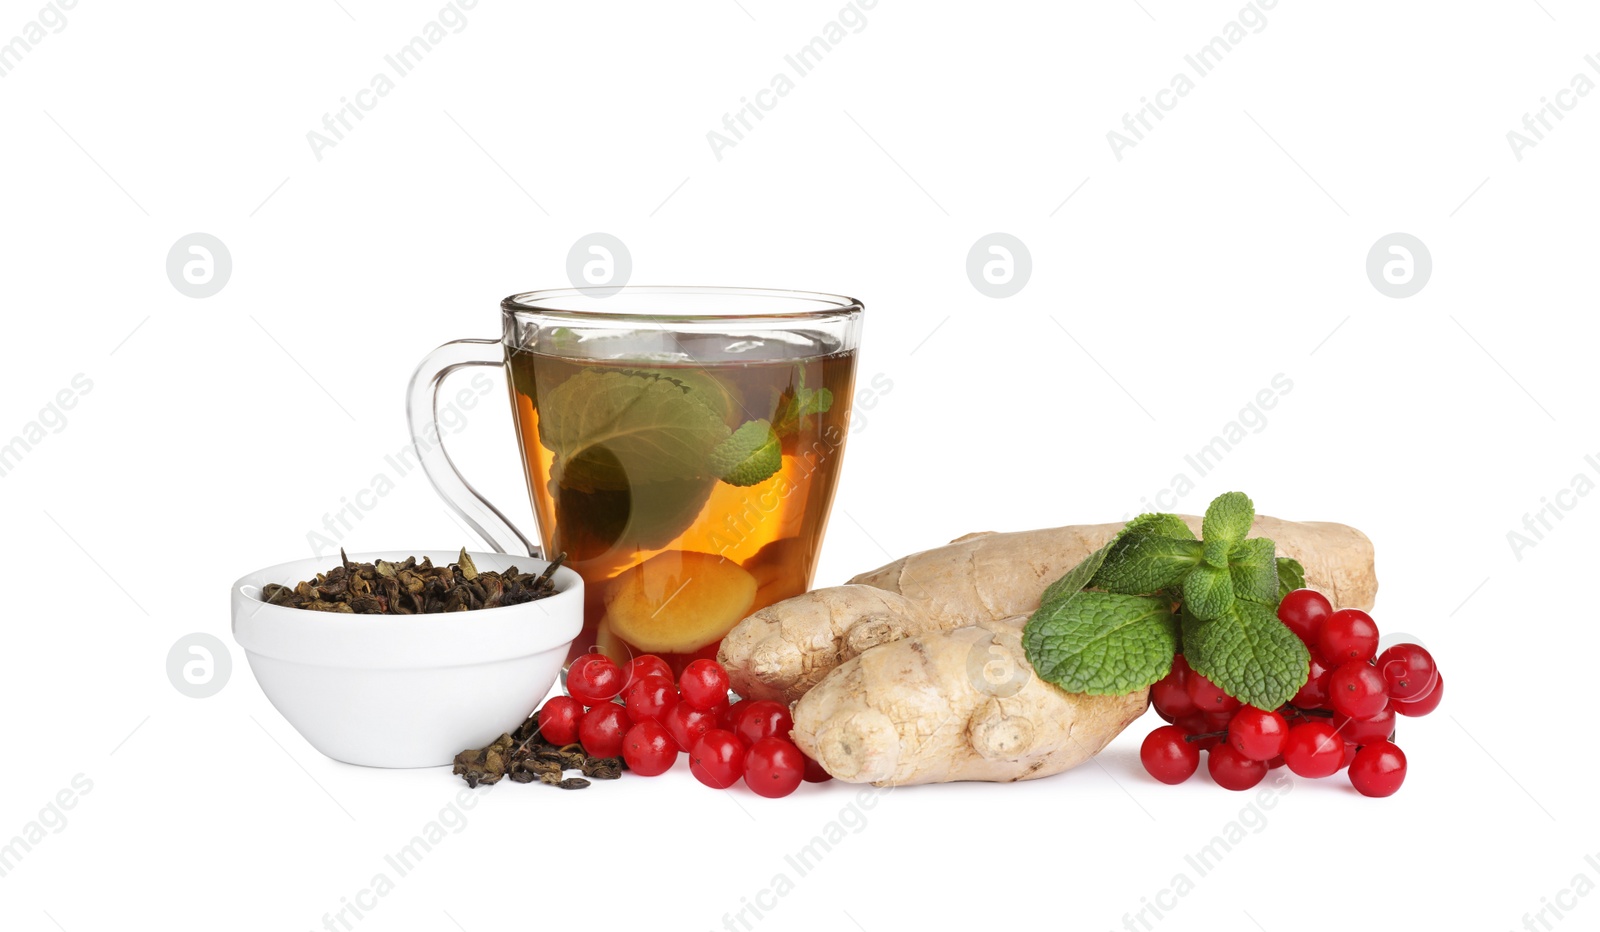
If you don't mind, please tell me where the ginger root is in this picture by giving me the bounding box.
[848,514,1376,624]
[790,616,1149,785]
[715,585,929,703]
[720,514,1376,704]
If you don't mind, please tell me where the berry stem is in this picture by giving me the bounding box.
[1286,705,1334,719]
[1183,730,1229,743]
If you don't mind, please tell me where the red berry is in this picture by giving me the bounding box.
[1281,722,1344,778]
[1328,661,1389,719]
[801,752,833,783]
[688,729,745,789]
[577,703,628,759]
[1291,656,1333,709]
[1332,705,1396,748]
[1376,643,1438,701]
[1207,744,1267,791]
[744,737,805,798]
[720,699,748,730]
[1185,671,1241,713]
[567,652,601,679]
[1227,707,1288,761]
[1267,755,1286,769]
[1339,740,1358,771]
[536,696,584,746]
[1318,609,1380,665]
[1140,725,1201,784]
[665,702,718,752]
[621,720,678,776]
[567,653,624,707]
[679,659,732,711]
[620,654,673,691]
[1277,588,1331,653]
[730,700,794,746]
[1348,740,1407,797]
[1392,674,1444,717]
[622,674,680,725]
[1150,662,1197,720]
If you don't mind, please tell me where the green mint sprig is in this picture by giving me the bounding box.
[718,366,834,486]
[1022,491,1311,710]
[1023,592,1179,696]
[540,364,835,496]
[711,419,782,487]
[771,365,833,439]
[539,369,732,494]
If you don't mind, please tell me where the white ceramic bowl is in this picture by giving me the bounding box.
[231,551,581,768]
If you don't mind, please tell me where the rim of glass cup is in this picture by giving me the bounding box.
[500,286,863,324]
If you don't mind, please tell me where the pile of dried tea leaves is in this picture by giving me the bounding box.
[262,549,564,614]
[453,715,623,789]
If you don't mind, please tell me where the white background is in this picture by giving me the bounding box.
[1,1,1594,930]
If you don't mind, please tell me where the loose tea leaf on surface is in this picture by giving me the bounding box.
[262,550,565,615]
[453,721,624,790]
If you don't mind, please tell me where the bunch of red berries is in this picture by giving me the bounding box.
[1140,589,1441,797]
[535,653,829,798]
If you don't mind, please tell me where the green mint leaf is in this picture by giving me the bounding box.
[616,366,737,424]
[1174,603,1198,654]
[1183,562,1235,621]
[1228,538,1279,605]
[772,369,834,437]
[1122,513,1195,540]
[1202,491,1255,545]
[1038,543,1115,608]
[553,475,714,555]
[1276,557,1307,601]
[711,419,782,487]
[1183,601,1310,709]
[1040,513,1189,608]
[1202,537,1234,569]
[800,386,833,417]
[1023,592,1179,695]
[1091,534,1205,594]
[538,369,731,494]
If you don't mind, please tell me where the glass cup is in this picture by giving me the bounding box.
[407,287,863,669]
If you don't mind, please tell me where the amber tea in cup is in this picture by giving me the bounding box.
[408,287,863,670]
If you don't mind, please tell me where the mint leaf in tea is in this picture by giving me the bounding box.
[509,344,855,670]
[711,419,782,487]
[538,369,733,493]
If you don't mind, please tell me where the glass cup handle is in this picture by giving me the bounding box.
[405,338,539,558]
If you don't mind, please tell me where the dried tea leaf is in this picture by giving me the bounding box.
[264,550,563,615]
[455,726,615,790]
[582,758,621,780]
